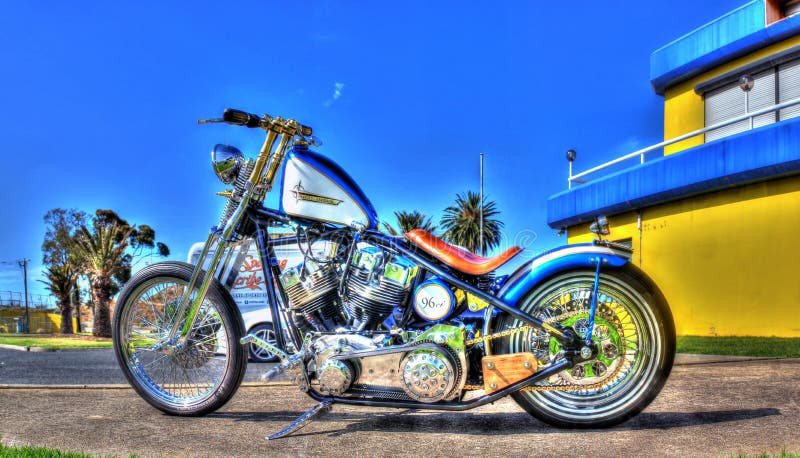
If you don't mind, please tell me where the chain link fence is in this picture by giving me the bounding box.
[0,290,63,334]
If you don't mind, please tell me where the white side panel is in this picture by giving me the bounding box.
[281,158,368,227]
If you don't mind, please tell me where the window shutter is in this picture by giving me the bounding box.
[705,69,775,141]
[779,58,800,120]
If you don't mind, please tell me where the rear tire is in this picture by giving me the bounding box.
[112,261,247,416]
[495,266,675,428]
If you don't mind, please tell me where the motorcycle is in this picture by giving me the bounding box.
[112,108,675,439]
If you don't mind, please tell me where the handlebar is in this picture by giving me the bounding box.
[216,108,312,137]
[222,108,264,128]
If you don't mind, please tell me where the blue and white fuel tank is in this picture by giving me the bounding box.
[280,144,379,229]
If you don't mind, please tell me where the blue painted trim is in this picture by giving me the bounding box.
[650,2,800,95]
[547,117,800,229]
[279,145,380,229]
[498,245,628,306]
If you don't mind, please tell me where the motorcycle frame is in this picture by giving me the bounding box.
[166,111,638,410]
[246,206,584,353]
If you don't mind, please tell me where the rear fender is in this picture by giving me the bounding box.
[482,243,631,348]
[498,243,631,305]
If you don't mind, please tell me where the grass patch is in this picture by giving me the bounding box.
[0,442,96,458]
[733,448,800,457]
[0,334,112,349]
[677,335,800,358]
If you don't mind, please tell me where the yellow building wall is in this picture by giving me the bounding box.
[664,34,800,155]
[0,309,79,333]
[567,175,800,337]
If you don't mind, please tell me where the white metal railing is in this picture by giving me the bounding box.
[567,95,800,188]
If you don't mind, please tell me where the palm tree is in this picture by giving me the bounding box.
[73,210,169,337]
[41,208,87,334]
[395,210,437,233]
[39,263,78,334]
[440,191,503,255]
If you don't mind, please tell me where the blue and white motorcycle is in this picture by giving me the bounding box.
[112,108,675,439]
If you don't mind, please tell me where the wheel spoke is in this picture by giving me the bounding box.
[117,274,236,410]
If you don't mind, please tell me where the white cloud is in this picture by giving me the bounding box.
[324,82,345,107]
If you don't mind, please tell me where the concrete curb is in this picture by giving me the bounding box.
[0,344,111,352]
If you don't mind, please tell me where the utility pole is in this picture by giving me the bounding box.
[479,152,485,256]
[18,258,29,333]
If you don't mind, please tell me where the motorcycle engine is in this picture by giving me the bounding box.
[279,243,417,332]
[345,246,417,330]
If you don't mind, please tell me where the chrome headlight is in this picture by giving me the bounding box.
[211,144,244,184]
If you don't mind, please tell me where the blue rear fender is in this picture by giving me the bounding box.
[497,243,631,306]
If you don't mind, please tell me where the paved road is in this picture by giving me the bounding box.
[1,358,799,457]
[0,348,278,385]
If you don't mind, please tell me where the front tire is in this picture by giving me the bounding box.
[495,266,675,428]
[112,261,247,416]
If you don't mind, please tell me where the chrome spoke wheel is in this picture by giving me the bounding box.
[496,268,674,427]
[113,262,246,416]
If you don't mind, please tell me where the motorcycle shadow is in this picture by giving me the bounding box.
[208,407,781,437]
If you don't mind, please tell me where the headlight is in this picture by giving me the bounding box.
[211,144,244,184]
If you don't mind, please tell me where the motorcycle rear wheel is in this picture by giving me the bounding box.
[112,261,247,416]
[494,266,675,428]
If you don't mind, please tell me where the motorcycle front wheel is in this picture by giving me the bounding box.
[494,266,675,428]
[112,261,247,416]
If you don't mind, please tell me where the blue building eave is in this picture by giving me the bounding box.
[546,117,800,229]
[650,1,800,95]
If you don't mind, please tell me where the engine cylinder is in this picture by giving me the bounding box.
[345,247,417,329]
[280,263,344,330]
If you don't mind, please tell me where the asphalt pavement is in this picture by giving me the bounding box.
[0,359,798,457]
[1,347,798,457]
[0,347,277,385]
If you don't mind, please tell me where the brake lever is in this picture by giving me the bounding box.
[197,118,226,125]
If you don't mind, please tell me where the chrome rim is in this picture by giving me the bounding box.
[118,277,232,409]
[249,325,277,362]
[509,272,661,421]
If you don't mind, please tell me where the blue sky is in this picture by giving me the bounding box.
[0,1,744,298]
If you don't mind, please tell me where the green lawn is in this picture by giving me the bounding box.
[677,335,800,358]
[0,334,112,349]
[0,443,96,458]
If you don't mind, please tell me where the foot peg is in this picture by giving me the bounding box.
[240,333,310,389]
[266,400,333,440]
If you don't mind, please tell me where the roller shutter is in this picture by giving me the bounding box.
[705,69,776,142]
[779,58,800,120]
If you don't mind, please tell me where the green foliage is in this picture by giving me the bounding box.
[677,336,800,358]
[42,208,87,268]
[731,448,799,458]
[71,209,170,337]
[0,443,92,457]
[440,191,503,254]
[0,334,112,349]
[393,210,437,234]
[38,264,78,305]
[73,209,170,294]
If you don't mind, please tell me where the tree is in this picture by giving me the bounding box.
[440,191,504,254]
[73,209,170,337]
[41,209,88,334]
[39,264,78,334]
[395,210,437,233]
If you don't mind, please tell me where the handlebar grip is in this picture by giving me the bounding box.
[223,108,263,128]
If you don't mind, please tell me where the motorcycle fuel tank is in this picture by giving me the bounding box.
[280,145,379,229]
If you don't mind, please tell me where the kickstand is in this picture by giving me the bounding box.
[266,400,333,440]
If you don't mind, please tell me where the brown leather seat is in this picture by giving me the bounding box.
[404,229,522,276]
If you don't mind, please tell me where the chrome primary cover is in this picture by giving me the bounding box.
[399,348,457,403]
[312,335,376,396]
